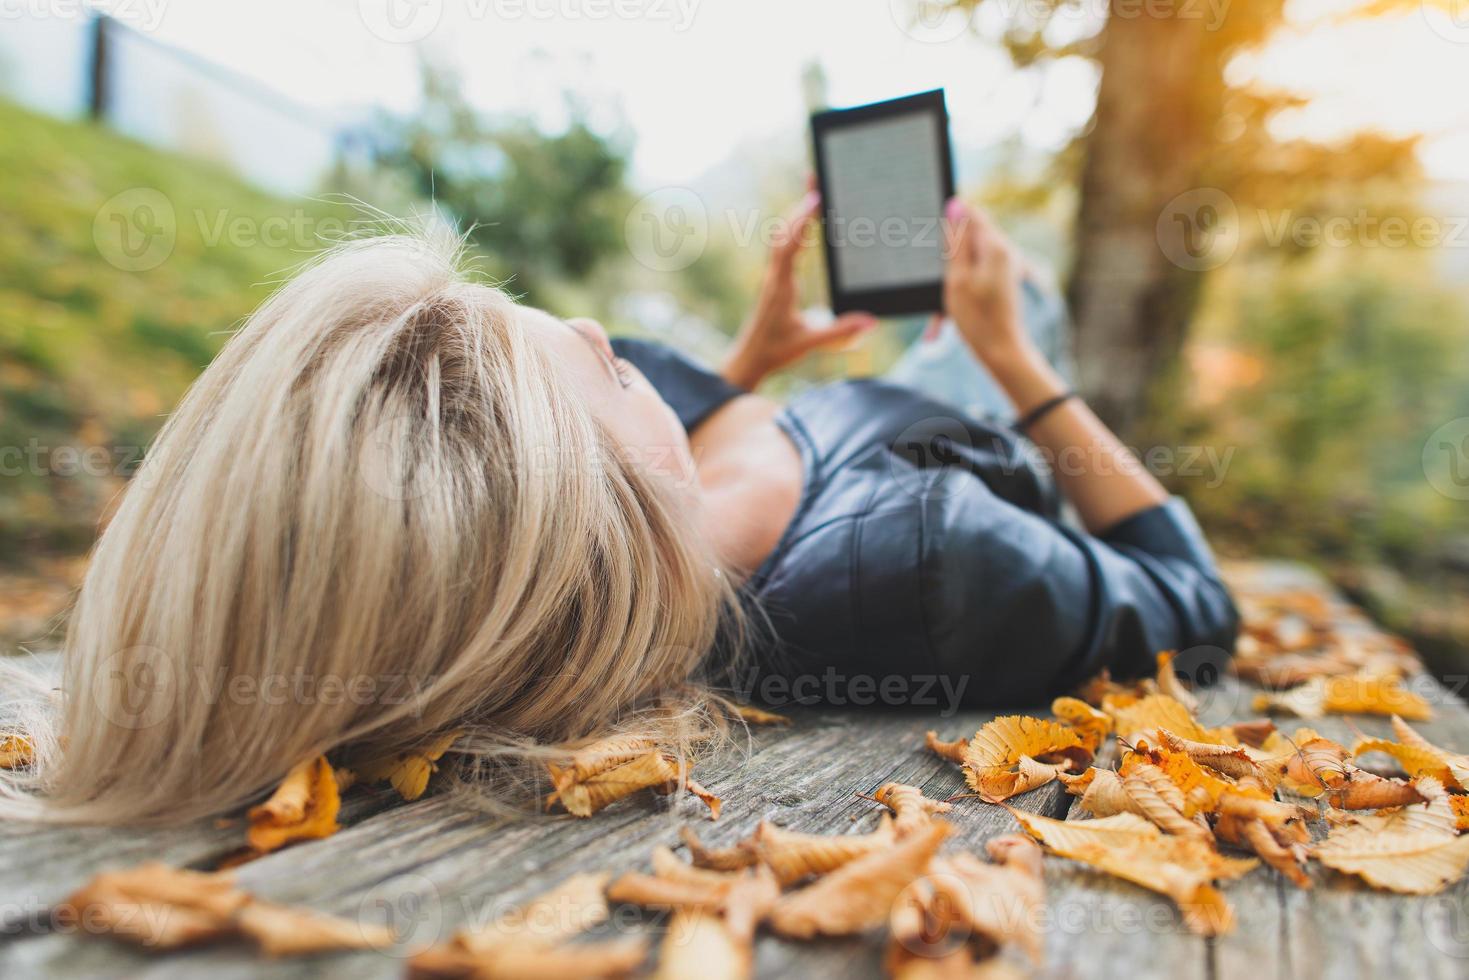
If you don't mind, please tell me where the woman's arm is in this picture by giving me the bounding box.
[721,191,877,390]
[941,200,1168,534]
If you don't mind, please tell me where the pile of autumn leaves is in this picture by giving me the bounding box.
[922,653,1469,939]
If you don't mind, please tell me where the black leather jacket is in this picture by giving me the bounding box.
[614,338,1239,708]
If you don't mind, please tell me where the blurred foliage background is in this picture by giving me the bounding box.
[1,3,1466,674]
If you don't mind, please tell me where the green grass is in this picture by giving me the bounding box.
[0,98,353,560]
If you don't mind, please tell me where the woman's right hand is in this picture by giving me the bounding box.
[939,199,1032,371]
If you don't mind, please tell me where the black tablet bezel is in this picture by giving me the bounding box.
[810,89,956,317]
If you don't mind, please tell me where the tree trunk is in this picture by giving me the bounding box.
[1066,4,1220,441]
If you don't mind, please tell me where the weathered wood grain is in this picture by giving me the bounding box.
[3,560,1468,979]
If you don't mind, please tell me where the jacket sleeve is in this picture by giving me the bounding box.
[924,488,1238,706]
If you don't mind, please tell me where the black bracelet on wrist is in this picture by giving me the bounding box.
[1014,390,1078,436]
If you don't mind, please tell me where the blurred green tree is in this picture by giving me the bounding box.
[370,64,634,305]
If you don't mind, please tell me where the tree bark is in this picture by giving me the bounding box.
[1066,4,1220,440]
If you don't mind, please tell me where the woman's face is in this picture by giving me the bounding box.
[521,308,698,494]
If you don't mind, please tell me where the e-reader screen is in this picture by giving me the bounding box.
[811,90,955,316]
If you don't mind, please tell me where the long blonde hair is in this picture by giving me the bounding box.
[0,229,736,824]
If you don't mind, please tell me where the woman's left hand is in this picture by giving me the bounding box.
[720,190,878,390]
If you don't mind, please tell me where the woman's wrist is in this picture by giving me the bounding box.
[720,337,773,391]
[976,341,1066,415]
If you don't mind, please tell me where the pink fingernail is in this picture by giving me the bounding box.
[945,198,963,222]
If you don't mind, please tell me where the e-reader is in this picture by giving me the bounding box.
[810,90,955,316]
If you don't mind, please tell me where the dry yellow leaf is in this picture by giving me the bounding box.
[1060,767,1144,818]
[1214,813,1310,890]
[962,716,1092,801]
[873,782,952,837]
[681,826,758,872]
[451,873,611,958]
[1155,652,1199,713]
[1106,694,1213,743]
[246,755,341,854]
[727,704,791,727]
[57,863,393,955]
[1120,763,1212,842]
[1314,822,1469,894]
[652,846,742,887]
[924,729,969,764]
[1373,715,1469,788]
[410,936,648,980]
[0,733,33,769]
[551,751,678,818]
[768,820,951,939]
[1252,676,1432,721]
[655,909,749,980]
[926,835,1046,963]
[356,729,464,801]
[753,817,898,886]
[1156,730,1263,781]
[1281,735,1424,809]
[1050,697,1112,752]
[1007,809,1255,935]
[547,734,658,792]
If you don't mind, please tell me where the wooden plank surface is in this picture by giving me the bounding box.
[2,560,1468,978]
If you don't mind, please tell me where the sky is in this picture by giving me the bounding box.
[83,0,1469,186]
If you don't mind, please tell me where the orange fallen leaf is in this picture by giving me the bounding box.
[924,730,968,764]
[1280,734,1424,809]
[873,783,952,837]
[961,716,1092,801]
[1314,820,1469,894]
[681,826,758,871]
[1060,768,1143,818]
[410,937,647,980]
[1155,652,1199,714]
[1050,697,1112,752]
[547,734,658,792]
[1106,694,1215,744]
[753,817,899,886]
[926,835,1046,963]
[727,704,791,727]
[0,733,33,769]
[768,820,951,938]
[356,729,464,801]
[246,755,341,854]
[551,751,676,817]
[1007,809,1255,935]
[1252,676,1432,721]
[57,863,394,955]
